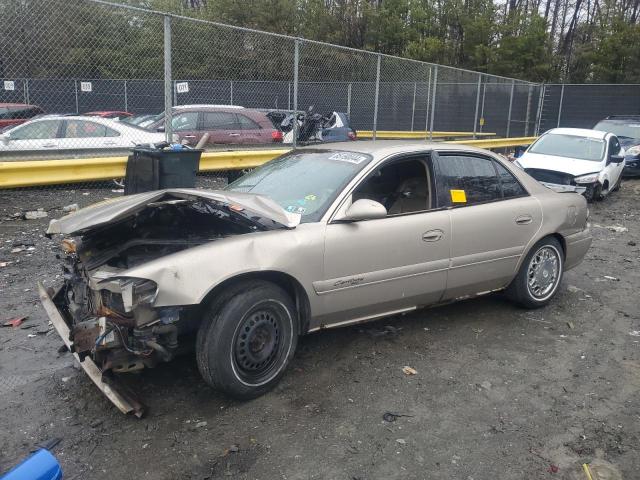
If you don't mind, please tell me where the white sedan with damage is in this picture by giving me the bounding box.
[515,128,625,201]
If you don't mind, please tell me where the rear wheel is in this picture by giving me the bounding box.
[196,281,298,399]
[506,237,564,309]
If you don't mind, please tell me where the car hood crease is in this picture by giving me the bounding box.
[519,153,603,176]
[46,188,301,235]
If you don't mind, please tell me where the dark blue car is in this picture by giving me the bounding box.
[594,116,640,177]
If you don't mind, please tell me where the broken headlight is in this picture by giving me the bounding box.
[574,173,599,184]
[119,278,158,312]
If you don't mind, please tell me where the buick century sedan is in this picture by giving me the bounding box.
[40,141,592,416]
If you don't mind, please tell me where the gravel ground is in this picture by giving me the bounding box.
[0,179,639,480]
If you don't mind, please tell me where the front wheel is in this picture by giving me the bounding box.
[196,280,298,399]
[506,237,564,309]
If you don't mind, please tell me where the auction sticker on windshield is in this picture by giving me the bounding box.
[328,152,369,164]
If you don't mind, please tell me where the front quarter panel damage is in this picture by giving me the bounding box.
[122,223,325,310]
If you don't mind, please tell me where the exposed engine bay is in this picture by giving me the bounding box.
[51,197,263,376]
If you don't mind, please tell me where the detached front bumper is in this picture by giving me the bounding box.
[38,282,146,417]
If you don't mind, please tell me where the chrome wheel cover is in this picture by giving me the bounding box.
[527,245,561,299]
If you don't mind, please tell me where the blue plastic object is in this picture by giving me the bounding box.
[0,449,62,480]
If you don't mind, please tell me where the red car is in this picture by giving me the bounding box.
[146,105,283,145]
[0,103,45,130]
[85,111,133,119]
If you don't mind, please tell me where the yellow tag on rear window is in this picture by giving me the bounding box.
[450,189,467,203]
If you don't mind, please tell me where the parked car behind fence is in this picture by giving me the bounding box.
[0,103,45,131]
[0,115,166,152]
[146,105,283,146]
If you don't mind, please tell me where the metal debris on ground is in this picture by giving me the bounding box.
[593,224,628,233]
[62,203,79,213]
[382,411,414,422]
[24,210,48,220]
[629,331,640,337]
[402,366,417,375]
[603,276,620,281]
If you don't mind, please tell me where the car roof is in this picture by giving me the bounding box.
[545,127,607,139]
[603,115,640,121]
[174,104,245,110]
[26,115,129,128]
[299,140,497,158]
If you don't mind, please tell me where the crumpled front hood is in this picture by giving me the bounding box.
[47,189,301,235]
[518,152,603,177]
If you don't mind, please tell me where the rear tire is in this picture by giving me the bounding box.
[506,237,564,309]
[196,280,298,399]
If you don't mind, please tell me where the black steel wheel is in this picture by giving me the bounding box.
[196,280,298,399]
[232,304,288,386]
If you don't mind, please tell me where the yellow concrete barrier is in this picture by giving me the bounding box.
[358,131,497,139]
[0,138,536,189]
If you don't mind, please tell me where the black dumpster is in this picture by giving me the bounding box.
[124,144,203,195]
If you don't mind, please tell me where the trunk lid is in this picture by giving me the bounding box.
[47,188,301,235]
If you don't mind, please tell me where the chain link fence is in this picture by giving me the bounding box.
[0,0,639,211]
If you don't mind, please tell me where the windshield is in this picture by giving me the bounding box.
[593,120,640,139]
[529,134,605,162]
[226,150,373,222]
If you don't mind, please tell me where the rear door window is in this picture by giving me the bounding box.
[434,154,502,207]
[202,112,240,130]
[494,161,527,198]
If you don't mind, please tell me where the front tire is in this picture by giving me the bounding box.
[506,237,564,309]
[196,281,298,399]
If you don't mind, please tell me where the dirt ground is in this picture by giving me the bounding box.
[0,179,638,480]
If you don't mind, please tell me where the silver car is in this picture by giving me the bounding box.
[40,141,592,416]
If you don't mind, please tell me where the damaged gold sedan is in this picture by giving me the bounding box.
[40,142,592,416]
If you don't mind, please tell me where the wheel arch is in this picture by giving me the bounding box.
[514,231,567,275]
[200,271,312,335]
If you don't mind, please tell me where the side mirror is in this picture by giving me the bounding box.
[609,154,624,164]
[334,199,387,222]
[156,125,165,133]
[0,133,10,145]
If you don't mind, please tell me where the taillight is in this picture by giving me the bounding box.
[271,130,283,142]
[348,130,356,141]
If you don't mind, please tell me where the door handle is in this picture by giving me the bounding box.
[229,133,240,136]
[103,141,117,145]
[422,229,443,242]
[42,143,56,148]
[515,215,533,225]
